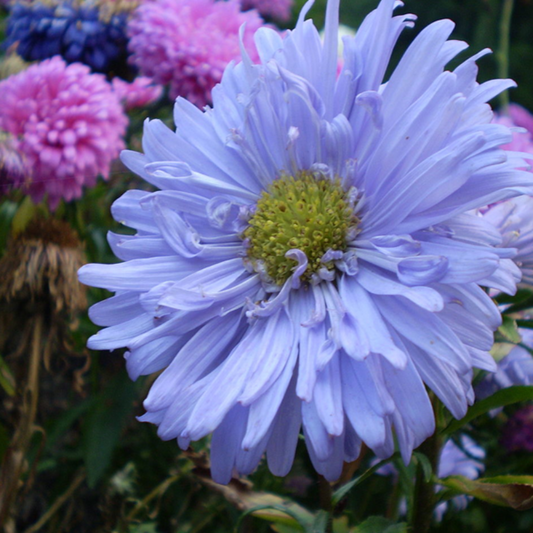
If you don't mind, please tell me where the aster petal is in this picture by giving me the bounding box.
[339,275,407,368]
[88,292,143,327]
[376,295,470,374]
[184,308,291,440]
[242,342,298,449]
[356,264,444,311]
[314,354,344,436]
[210,404,248,485]
[266,377,302,476]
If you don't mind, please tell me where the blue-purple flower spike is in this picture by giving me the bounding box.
[79,0,533,483]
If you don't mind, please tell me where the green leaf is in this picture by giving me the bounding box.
[332,455,396,508]
[236,504,310,532]
[438,475,533,510]
[0,200,17,253]
[11,196,36,236]
[332,517,350,533]
[413,452,433,483]
[442,385,533,435]
[45,397,95,454]
[498,316,522,344]
[128,523,159,533]
[516,319,533,330]
[310,510,331,533]
[83,372,139,487]
[500,290,533,314]
[0,355,15,396]
[353,517,408,533]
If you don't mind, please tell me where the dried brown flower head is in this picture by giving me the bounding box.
[0,216,86,315]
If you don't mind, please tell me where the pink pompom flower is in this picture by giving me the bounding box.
[508,103,533,136]
[240,0,293,21]
[0,56,127,209]
[493,105,533,159]
[112,76,163,111]
[127,0,267,107]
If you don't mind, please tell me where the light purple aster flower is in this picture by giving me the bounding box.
[79,0,533,483]
[435,436,485,520]
[476,328,533,400]
[483,196,533,287]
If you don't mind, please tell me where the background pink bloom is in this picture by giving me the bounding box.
[240,0,293,21]
[508,103,533,136]
[127,0,267,107]
[112,76,163,111]
[0,56,127,209]
[493,104,533,158]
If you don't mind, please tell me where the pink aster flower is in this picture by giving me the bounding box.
[508,103,533,135]
[493,105,533,159]
[240,0,293,21]
[112,76,163,111]
[0,56,127,209]
[127,0,267,107]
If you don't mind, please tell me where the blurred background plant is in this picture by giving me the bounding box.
[2,0,533,532]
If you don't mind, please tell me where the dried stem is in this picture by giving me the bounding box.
[0,313,43,528]
[22,469,85,533]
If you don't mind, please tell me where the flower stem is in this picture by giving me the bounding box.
[497,0,515,110]
[410,403,445,533]
[318,475,333,533]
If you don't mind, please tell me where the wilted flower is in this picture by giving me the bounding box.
[0,56,127,209]
[501,404,533,452]
[0,215,87,367]
[483,196,533,287]
[112,76,163,111]
[127,0,266,106]
[79,0,532,483]
[240,0,293,21]
[0,217,86,317]
[4,0,139,72]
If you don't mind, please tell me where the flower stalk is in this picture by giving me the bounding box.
[410,401,445,533]
[498,0,515,110]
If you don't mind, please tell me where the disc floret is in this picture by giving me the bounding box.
[244,171,358,285]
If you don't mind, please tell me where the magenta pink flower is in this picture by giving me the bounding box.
[240,0,293,21]
[493,105,533,159]
[112,76,163,111]
[508,103,533,135]
[0,56,127,209]
[127,0,267,107]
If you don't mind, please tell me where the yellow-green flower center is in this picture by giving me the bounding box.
[244,171,358,286]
